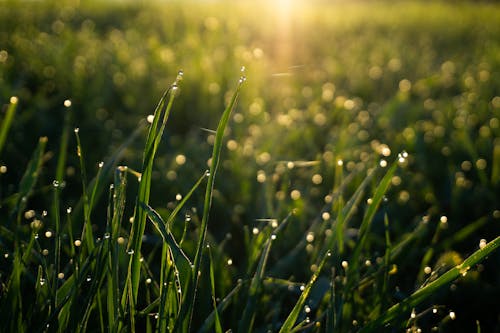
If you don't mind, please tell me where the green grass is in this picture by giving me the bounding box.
[1,0,499,332]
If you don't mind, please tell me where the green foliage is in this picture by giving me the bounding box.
[0,1,499,332]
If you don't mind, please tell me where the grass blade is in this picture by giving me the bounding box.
[0,97,17,158]
[361,236,500,332]
[279,251,332,333]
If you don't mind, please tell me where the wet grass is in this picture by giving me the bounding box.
[1,0,500,332]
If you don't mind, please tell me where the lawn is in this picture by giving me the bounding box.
[0,0,499,332]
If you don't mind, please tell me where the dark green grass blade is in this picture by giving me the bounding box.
[347,162,397,282]
[176,73,245,332]
[198,281,245,333]
[239,212,292,333]
[141,203,192,283]
[361,236,500,332]
[207,246,223,333]
[0,97,17,158]
[279,251,332,333]
[125,75,181,308]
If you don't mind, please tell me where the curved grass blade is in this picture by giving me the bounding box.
[360,236,500,332]
[126,74,181,308]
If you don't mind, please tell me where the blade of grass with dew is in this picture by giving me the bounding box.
[125,74,182,311]
[346,162,397,283]
[198,280,245,333]
[239,212,292,333]
[108,168,127,333]
[74,128,95,252]
[361,236,500,332]
[175,71,245,332]
[141,203,192,280]
[207,245,223,333]
[279,250,333,333]
[0,96,17,158]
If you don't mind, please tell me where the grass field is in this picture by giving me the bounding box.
[1,0,499,332]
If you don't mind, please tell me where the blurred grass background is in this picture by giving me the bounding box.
[1,0,499,331]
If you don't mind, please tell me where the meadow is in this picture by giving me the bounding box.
[0,0,499,332]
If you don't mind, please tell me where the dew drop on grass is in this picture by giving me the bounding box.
[45,230,52,238]
[66,207,72,214]
[104,233,111,239]
[86,276,92,282]
[410,309,416,319]
[479,238,487,249]
[34,233,39,239]
[146,114,154,124]
[154,313,159,319]
[252,227,259,235]
[10,96,18,104]
[52,180,60,188]
[227,258,233,265]
[271,234,277,240]
[300,285,305,291]
[380,159,388,168]
[449,311,456,320]
[305,305,311,313]
[342,261,349,269]
[63,99,72,107]
[98,161,104,168]
[185,213,191,222]
[306,232,315,243]
[146,278,152,284]
[433,307,438,314]
[424,266,432,274]
[74,127,79,134]
[127,249,134,255]
[40,278,46,286]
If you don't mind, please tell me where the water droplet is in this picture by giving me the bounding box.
[64,99,72,107]
[432,307,438,314]
[66,207,72,214]
[306,232,315,243]
[127,249,134,255]
[175,193,182,201]
[177,70,184,78]
[40,278,46,286]
[45,230,53,238]
[34,233,39,239]
[74,127,79,133]
[479,238,487,249]
[10,96,18,104]
[271,234,277,240]
[205,170,211,177]
[227,258,233,265]
[239,76,246,84]
[104,233,111,239]
[342,260,349,269]
[146,278,152,284]
[459,265,470,277]
[146,114,154,124]
[74,239,81,247]
[449,311,456,320]
[98,161,104,168]
[327,251,332,257]
[154,313,159,319]
[300,285,305,291]
[252,227,259,235]
[86,276,92,282]
[410,309,416,319]
[379,159,388,168]
[52,180,60,188]
[185,213,191,222]
[240,66,246,73]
